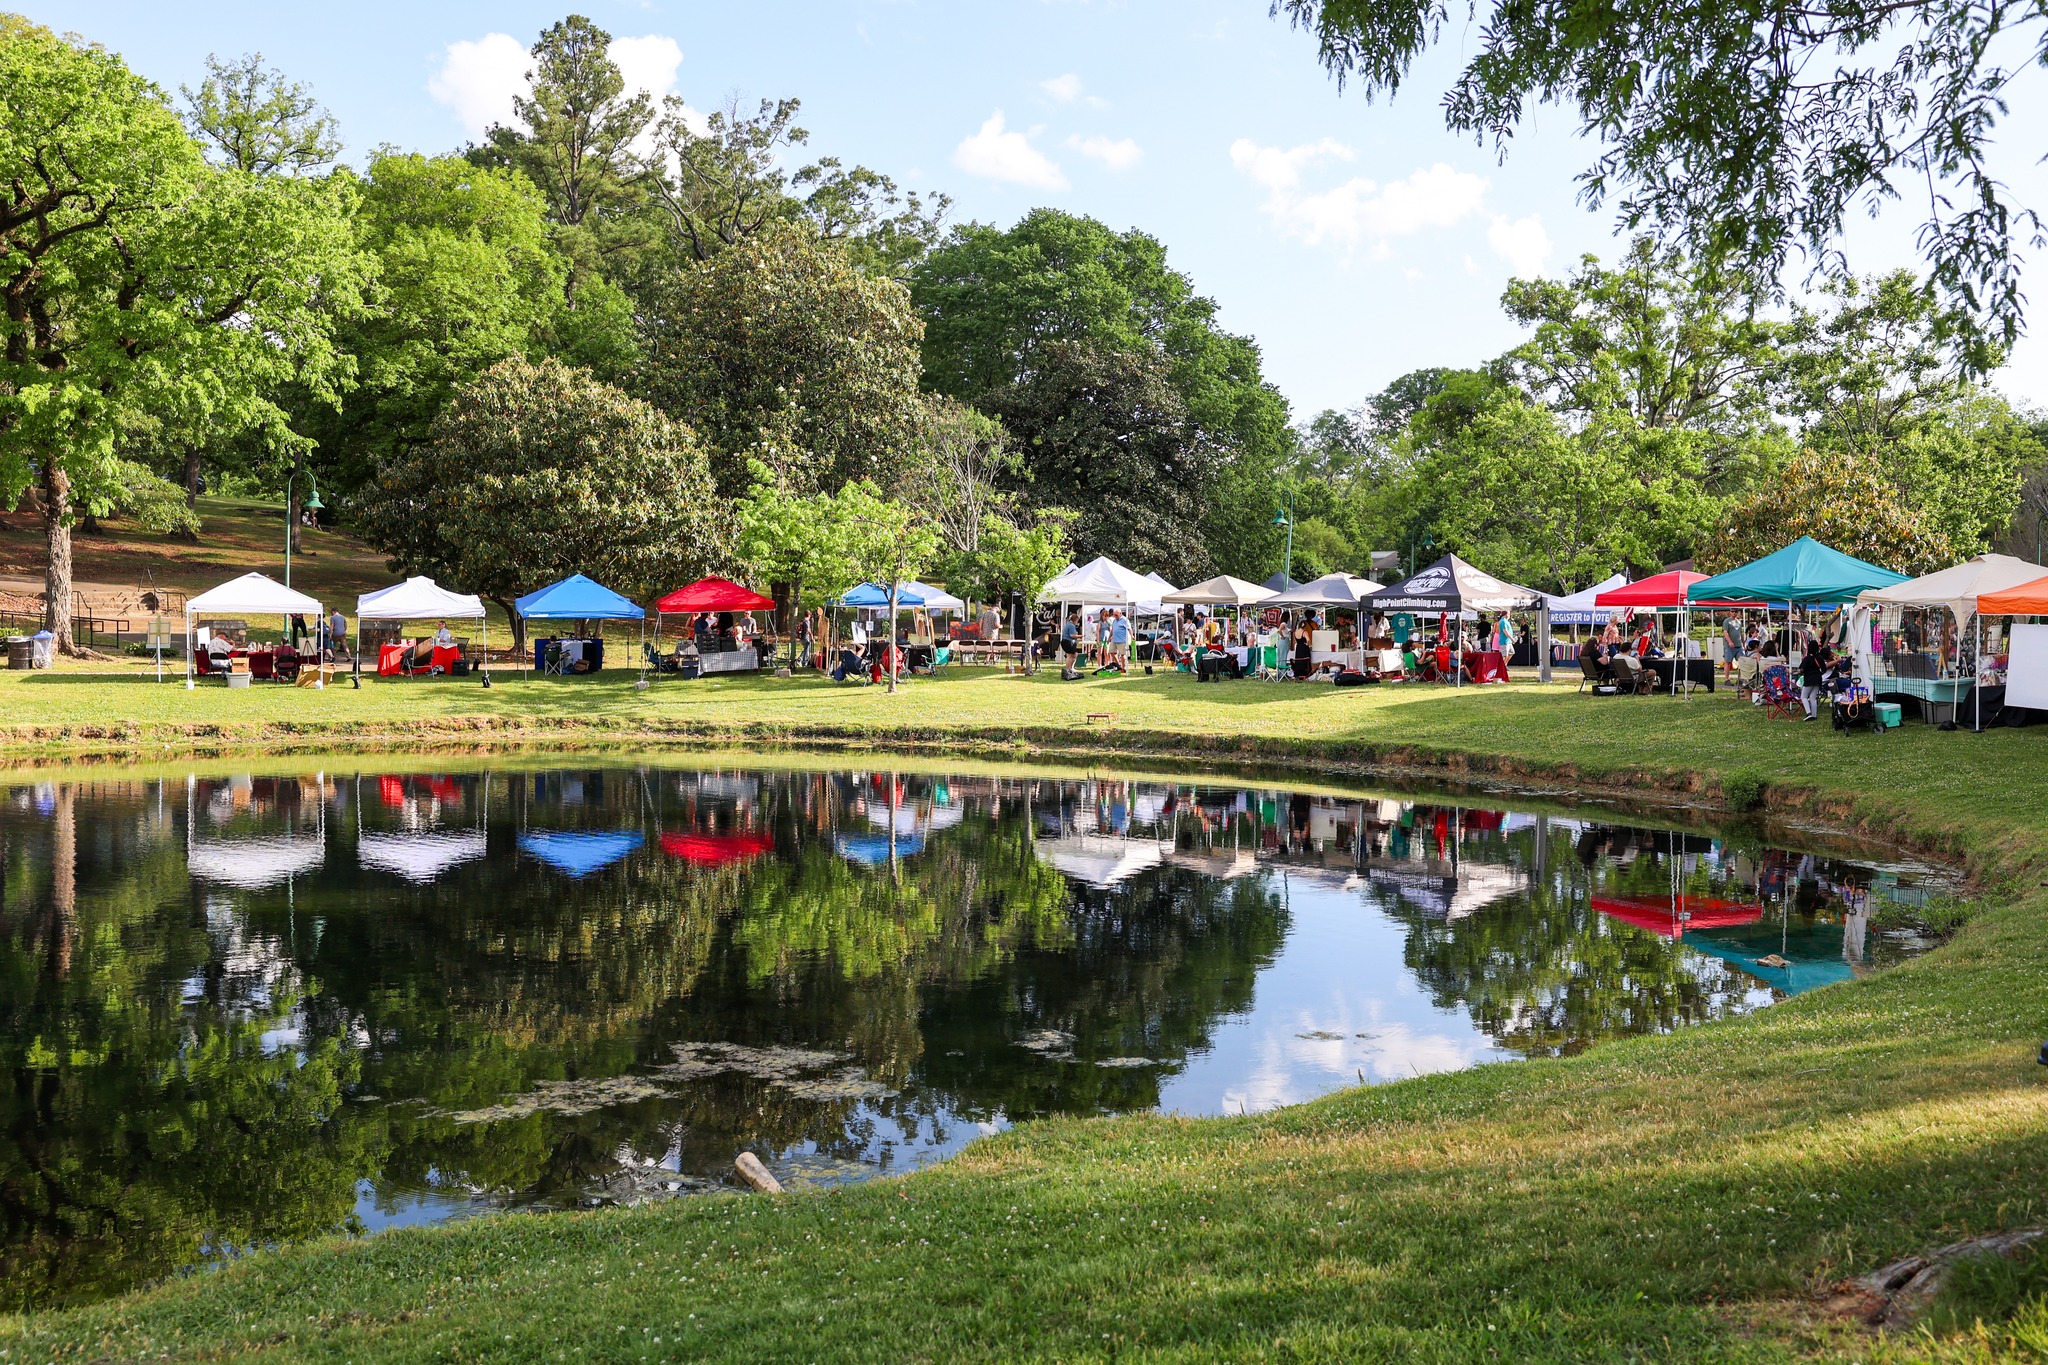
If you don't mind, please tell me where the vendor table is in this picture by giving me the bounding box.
[698,645,760,675]
[1644,658,1716,693]
[1874,675,1975,724]
[1460,649,1510,683]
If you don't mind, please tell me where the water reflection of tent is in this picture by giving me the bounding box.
[1165,847,1261,880]
[835,832,924,864]
[1364,861,1526,919]
[865,802,964,835]
[188,833,326,890]
[358,831,489,883]
[1680,930,1859,995]
[1036,833,1166,889]
[519,830,644,877]
[1592,894,1765,937]
[659,831,772,866]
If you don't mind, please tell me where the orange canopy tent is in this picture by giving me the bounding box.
[1975,575,2048,615]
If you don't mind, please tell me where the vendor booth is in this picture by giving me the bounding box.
[1860,554,2048,728]
[1039,557,1172,670]
[656,577,775,676]
[1594,571,1728,695]
[1978,574,2048,724]
[355,576,488,683]
[1361,554,1542,685]
[1267,573,1384,674]
[184,572,325,690]
[1690,538,1908,711]
[515,574,645,678]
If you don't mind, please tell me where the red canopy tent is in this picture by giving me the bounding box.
[1594,571,1742,609]
[1592,894,1764,938]
[659,831,774,866]
[656,577,775,614]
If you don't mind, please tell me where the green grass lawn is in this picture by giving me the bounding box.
[3,669,2047,1362]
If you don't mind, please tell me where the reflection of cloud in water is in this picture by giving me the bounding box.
[1218,1014,1500,1115]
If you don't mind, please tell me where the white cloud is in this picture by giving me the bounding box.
[610,34,684,103]
[1488,213,1553,276]
[1067,133,1143,172]
[953,111,1068,191]
[428,33,529,138]
[1231,139,1493,255]
[429,31,684,140]
[1041,73,1083,103]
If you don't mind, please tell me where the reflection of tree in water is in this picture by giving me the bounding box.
[0,786,372,1310]
[1394,820,1774,1057]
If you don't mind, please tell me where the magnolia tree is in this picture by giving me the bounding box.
[354,356,725,648]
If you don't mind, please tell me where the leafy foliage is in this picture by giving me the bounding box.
[353,356,723,634]
[1700,448,1953,575]
[180,51,341,176]
[637,224,927,498]
[1275,0,2045,363]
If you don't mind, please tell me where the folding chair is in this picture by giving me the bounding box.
[1759,664,1803,721]
[541,640,573,677]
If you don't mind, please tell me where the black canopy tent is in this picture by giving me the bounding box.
[1359,553,1548,684]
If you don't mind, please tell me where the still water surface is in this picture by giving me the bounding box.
[0,760,1948,1307]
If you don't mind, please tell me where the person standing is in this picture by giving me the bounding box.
[1721,613,1745,680]
[1798,645,1826,720]
[1110,609,1131,670]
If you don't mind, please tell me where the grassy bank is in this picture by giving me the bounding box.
[3,674,2047,1362]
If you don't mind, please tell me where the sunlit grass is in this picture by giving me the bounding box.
[3,668,2047,1361]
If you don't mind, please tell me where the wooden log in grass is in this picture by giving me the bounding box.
[734,1152,782,1194]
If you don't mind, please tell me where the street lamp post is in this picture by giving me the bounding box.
[1272,489,1295,586]
[284,473,323,588]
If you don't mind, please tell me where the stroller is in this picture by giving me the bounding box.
[1758,664,1803,721]
[1830,678,1885,734]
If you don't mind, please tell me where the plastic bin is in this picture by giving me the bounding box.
[29,631,53,667]
[1874,701,1903,729]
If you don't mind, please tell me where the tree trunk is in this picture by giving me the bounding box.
[183,447,203,508]
[40,460,76,656]
[287,454,305,556]
[493,597,527,656]
[50,785,75,980]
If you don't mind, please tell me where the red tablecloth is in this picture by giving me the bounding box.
[1461,649,1509,683]
[430,645,462,673]
[377,644,409,677]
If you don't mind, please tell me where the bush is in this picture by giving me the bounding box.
[1721,768,1768,812]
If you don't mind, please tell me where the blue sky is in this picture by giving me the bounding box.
[40,0,2048,420]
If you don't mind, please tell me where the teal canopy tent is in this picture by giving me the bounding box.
[1685,537,1907,605]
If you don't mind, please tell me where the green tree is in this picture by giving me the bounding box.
[180,51,340,177]
[467,15,655,301]
[734,461,854,616]
[911,209,1293,576]
[978,340,1221,583]
[637,224,927,498]
[1786,271,2027,556]
[644,96,949,276]
[0,20,365,653]
[1499,239,1785,486]
[1700,448,1952,575]
[301,152,571,499]
[973,509,1075,672]
[352,356,723,644]
[1274,0,2042,362]
[834,480,941,692]
[1427,397,1719,592]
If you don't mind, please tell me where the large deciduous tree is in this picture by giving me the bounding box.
[0,19,364,653]
[180,52,341,177]
[353,356,723,645]
[979,340,1221,583]
[912,209,1292,578]
[1275,0,2045,362]
[1701,449,1953,575]
[636,224,927,498]
[299,152,583,498]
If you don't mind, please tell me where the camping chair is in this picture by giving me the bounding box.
[273,643,301,684]
[1759,664,1803,721]
[1611,654,1650,695]
[541,639,573,677]
[643,642,681,676]
[1734,655,1765,703]
[1577,652,1603,695]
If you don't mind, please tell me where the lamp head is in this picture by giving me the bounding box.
[1272,510,1291,529]
[304,485,324,513]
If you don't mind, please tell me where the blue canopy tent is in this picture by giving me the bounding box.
[518,830,645,877]
[831,583,929,683]
[834,831,925,864]
[514,574,646,680]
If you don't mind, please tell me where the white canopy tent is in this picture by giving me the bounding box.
[1267,573,1383,608]
[357,831,489,883]
[895,580,966,612]
[184,572,325,690]
[1855,553,2048,729]
[1161,575,1275,607]
[1035,832,1167,889]
[1039,555,1160,606]
[1542,574,1629,626]
[356,576,490,683]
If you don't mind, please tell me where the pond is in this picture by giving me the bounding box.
[0,757,1953,1308]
